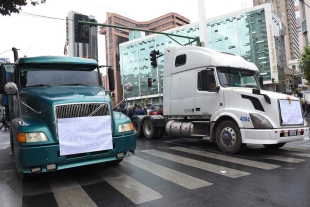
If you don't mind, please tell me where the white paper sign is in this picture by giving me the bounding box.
[279,100,303,125]
[58,116,113,156]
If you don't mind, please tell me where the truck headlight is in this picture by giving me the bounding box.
[249,113,273,129]
[118,122,134,132]
[17,132,48,143]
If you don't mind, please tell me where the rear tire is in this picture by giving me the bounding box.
[132,119,144,138]
[216,120,243,154]
[143,119,161,139]
[263,143,286,149]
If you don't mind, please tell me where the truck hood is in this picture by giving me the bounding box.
[227,87,299,102]
[223,87,302,127]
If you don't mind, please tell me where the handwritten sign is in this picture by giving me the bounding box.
[279,100,303,125]
[58,116,113,156]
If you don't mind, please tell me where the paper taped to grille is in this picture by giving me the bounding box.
[279,100,303,125]
[58,116,112,156]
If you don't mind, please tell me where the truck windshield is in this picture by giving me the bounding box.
[20,66,101,88]
[217,67,259,89]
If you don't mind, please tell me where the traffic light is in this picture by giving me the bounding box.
[289,83,293,90]
[150,50,159,68]
[74,13,89,43]
[148,78,152,87]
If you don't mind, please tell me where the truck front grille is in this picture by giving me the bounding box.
[55,103,110,119]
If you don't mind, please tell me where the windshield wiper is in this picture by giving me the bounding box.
[245,85,258,88]
[27,84,51,87]
[61,83,88,86]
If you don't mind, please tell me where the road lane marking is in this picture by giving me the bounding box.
[124,156,212,189]
[97,167,162,204]
[142,149,250,178]
[259,155,304,163]
[279,149,310,158]
[49,176,97,207]
[170,147,280,170]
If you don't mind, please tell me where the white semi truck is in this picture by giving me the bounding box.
[132,46,309,154]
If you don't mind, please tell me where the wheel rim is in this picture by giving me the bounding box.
[144,121,152,135]
[220,127,236,147]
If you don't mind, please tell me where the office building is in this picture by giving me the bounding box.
[253,0,300,60]
[119,4,288,106]
[67,11,98,61]
[99,12,190,104]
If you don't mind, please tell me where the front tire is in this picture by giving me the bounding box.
[11,144,34,182]
[216,120,243,154]
[263,143,286,149]
[108,159,123,165]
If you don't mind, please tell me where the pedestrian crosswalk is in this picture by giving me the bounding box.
[2,145,310,206]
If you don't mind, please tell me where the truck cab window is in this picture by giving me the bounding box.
[19,66,101,88]
[197,70,216,91]
[175,54,186,67]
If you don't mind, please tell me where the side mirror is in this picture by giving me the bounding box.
[4,82,18,95]
[0,66,6,94]
[108,67,115,92]
[259,76,264,89]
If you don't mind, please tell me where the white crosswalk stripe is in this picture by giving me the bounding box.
[170,147,280,170]
[49,176,97,207]
[142,149,250,178]
[259,155,304,163]
[280,149,310,158]
[97,167,163,204]
[124,156,212,189]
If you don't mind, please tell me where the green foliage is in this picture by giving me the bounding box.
[299,46,310,84]
[144,98,149,104]
[0,0,46,16]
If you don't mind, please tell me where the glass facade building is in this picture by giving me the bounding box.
[120,4,287,105]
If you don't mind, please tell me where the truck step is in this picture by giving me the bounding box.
[192,121,210,124]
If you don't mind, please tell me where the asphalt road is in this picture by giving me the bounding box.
[0,130,310,207]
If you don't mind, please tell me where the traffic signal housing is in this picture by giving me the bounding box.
[150,50,159,68]
[148,78,152,87]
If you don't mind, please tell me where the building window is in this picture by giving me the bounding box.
[175,54,186,67]
[197,70,216,91]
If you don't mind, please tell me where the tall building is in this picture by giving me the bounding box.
[67,11,98,61]
[253,0,300,60]
[299,0,310,47]
[119,3,288,106]
[99,12,190,104]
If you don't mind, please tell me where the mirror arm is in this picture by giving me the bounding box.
[20,101,41,114]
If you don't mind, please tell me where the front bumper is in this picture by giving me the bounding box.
[14,133,136,174]
[241,127,309,144]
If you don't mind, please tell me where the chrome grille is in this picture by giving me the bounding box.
[55,103,110,119]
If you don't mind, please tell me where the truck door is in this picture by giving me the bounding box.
[195,68,220,116]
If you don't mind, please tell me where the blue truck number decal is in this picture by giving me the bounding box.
[240,116,250,122]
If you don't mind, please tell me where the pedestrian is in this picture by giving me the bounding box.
[0,115,8,131]
[135,105,146,115]
[304,101,310,118]
[127,104,137,118]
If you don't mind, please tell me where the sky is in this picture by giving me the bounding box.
[0,0,253,68]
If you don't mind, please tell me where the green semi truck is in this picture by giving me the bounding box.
[0,52,136,181]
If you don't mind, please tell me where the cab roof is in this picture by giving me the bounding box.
[16,56,98,66]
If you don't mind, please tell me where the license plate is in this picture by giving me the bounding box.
[289,130,297,136]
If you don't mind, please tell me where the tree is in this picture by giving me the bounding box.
[298,46,310,84]
[0,0,46,16]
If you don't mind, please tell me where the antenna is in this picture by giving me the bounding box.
[24,42,32,57]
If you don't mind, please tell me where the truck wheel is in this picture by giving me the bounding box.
[143,119,161,139]
[216,120,243,154]
[263,143,286,149]
[132,119,144,138]
[11,145,34,182]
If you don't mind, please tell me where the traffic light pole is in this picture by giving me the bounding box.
[78,21,201,46]
[292,69,295,96]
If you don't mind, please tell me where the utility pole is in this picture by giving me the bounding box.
[197,0,208,47]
